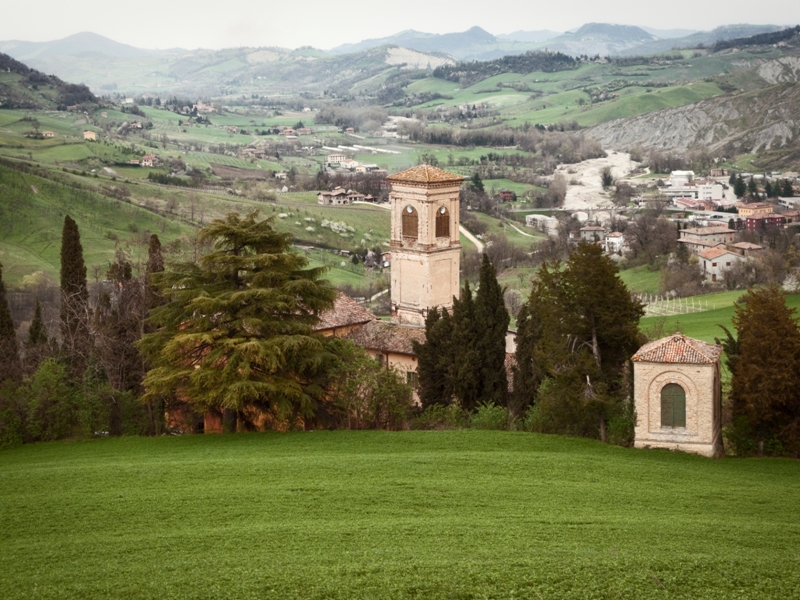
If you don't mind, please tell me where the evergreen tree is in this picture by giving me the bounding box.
[413,307,456,408]
[0,263,21,383]
[764,180,773,198]
[145,234,165,311]
[470,172,484,193]
[451,281,481,411]
[747,176,758,198]
[728,286,800,456]
[733,175,747,198]
[138,211,337,431]
[783,179,794,197]
[514,243,644,441]
[474,254,510,405]
[59,215,90,378]
[511,301,543,416]
[24,299,50,374]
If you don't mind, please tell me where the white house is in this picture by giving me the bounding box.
[669,171,695,187]
[604,231,626,254]
[326,154,347,165]
[698,247,740,282]
[579,225,605,243]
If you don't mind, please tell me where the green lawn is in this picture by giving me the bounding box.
[640,293,800,343]
[618,266,661,295]
[1,431,798,599]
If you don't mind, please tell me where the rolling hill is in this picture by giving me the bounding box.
[0,52,98,109]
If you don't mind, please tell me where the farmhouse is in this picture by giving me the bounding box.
[729,241,764,257]
[632,333,723,457]
[141,154,158,167]
[42,131,54,138]
[697,247,740,282]
[317,187,351,205]
[604,231,626,254]
[678,226,736,254]
[497,189,516,202]
[579,225,605,243]
[326,153,347,166]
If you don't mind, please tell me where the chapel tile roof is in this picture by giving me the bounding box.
[315,293,377,331]
[345,320,426,355]
[632,333,722,364]
[386,164,465,184]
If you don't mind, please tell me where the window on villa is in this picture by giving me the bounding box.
[402,205,418,240]
[661,383,686,428]
[712,262,717,267]
[435,206,450,238]
[407,371,419,388]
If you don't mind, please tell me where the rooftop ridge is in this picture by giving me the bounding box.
[632,333,722,365]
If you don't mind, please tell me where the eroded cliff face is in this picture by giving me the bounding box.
[589,59,800,157]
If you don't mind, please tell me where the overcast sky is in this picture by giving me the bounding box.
[2,0,798,50]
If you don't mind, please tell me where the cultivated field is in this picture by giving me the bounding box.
[0,431,798,599]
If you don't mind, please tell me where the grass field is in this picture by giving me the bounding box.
[1,431,798,599]
[618,265,662,295]
[640,293,800,343]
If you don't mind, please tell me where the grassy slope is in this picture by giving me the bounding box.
[618,266,661,295]
[0,164,192,286]
[640,293,800,342]
[1,431,798,599]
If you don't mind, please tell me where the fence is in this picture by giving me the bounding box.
[637,294,716,317]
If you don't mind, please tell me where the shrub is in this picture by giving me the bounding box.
[470,401,509,430]
[411,404,470,430]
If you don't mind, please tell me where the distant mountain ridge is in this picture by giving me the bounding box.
[0,31,151,60]
[541,23,657,56]
[617,24,787,56]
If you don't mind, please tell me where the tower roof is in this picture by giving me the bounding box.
[632,333,722,364]
[386,164,465,185]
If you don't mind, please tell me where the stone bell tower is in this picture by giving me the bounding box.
[386,164,465,326]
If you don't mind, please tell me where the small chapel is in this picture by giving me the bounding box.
[631,333,723,457]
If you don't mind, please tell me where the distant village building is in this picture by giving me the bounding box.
[386,164,465,326]
[100,112,108,118]
[632,333,723,457]
[83,131,97,141]
[497,189,516,202]
[698,247,740,282]
[604,231,626,254]
[729,242,764,258]
[42,131,54,138]
[745,213,785,231]
[317,188,351,205]
[326,153,347,166]
[141,154,158,167]
[736,202,773,218]
[579,225,605,243]
[668,170,695,187]
[678,226,736,255]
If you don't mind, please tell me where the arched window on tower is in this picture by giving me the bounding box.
[402,205,418,240]
[435,205,450,238]
[661,383,686,428]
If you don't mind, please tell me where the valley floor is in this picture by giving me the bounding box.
[1,431,798,599]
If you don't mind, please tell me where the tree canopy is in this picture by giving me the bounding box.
[138,211,338,426]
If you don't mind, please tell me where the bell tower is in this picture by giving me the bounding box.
[386,164,464,326]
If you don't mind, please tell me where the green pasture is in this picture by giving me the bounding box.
[618,266,662,295]
[1,431,798,599]
[0,163,191,286]
[639,293,800,343]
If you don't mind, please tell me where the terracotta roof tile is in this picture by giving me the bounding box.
[731,242,764,250]
[698,247,737,260]
[681,226,732,236]
[632,334,722,364]
[315,293,376,331]
[386,164,465,185]
[345,320,426,355]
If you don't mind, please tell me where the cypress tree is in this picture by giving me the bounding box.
[729,286,800,456]
[413,307,456,408]
[474,254,510,406]
[0,262,22,383]
[25,299,50,374]
[59,215,90,378]
[145,234,165,312]
[451,281,481,411]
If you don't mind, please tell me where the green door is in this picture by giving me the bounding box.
[661,383,686,427]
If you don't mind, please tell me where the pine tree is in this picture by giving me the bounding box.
[729,286,800,456]
[138,211,337,430]
[511,301,542,416]
[734,175,747,198]
[783,179,794,197]
[0,262,21,383]
[474,254,510,406]
[59,215,90,378]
